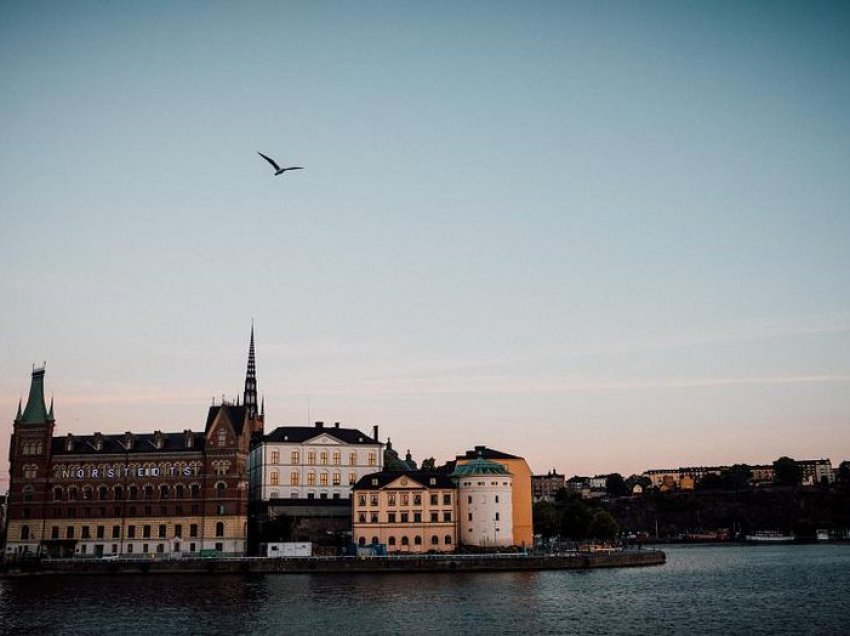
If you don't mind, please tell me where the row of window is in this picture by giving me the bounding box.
[267,492,346,500]
[269,471,356,487]
[356,535,453,547]
[267,450,377,467]
[19,522,227,542]
[357,493,453,507]
[20,441,44,455]
[356,511,453,524]
[74,542,216,555]
[19,503,229,519]
[47,483,229,502]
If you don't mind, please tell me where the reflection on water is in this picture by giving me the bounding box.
[1,545,848,634]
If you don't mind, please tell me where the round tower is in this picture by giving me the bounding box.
[451,456,514,548]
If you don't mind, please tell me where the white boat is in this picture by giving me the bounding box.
[745,531,795,543]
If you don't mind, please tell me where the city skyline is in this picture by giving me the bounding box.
[2,2,849,485]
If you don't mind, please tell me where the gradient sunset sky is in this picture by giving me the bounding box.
[2,1,849,487]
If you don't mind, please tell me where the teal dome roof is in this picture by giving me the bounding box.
[450,456,511,477]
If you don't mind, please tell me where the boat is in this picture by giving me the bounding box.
[745,531,795,543]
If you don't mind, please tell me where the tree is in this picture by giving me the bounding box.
[587,510,620,541]
[837,461,850,486]
[725,464,753,490]
[773,456,802,487]
[625,474,651,493]
[533,502,559,538]
[605,473,628,498]
[420,457,436,470]
[560,498,592,540]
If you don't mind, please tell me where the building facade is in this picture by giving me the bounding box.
[453,457,514,548]
[532,470,565,503]
[5,331,262,559]
[248,422,383,502]
[351,471,456,553]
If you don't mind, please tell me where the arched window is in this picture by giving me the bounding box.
[175,485,184,499]
[216,482,226,498]
[358,536,366,546]
[53,487,63,501]
[143,485,153,500]
[270,471,279,486]
[83,486,93,500]
[98,485,108,500]
[333,472,341,486]
[431,535,439,545]
[291,450,300,465]
[128,486,137,500]
[21,525,30,541]
[114,485,124,500]
[348,472,357,485]
[190,484,200,499]
[401,536,410,546]
[414,536,422,546]
[388,536,396,546]
[320,473,328,486]
[349,451,357,466]
[68,487,78,501]
[270,450,279,464]
[160,485,169,499]
[307,472,316,486]
[22,485,33,502]
[445,535,452,545]
[320,451,328,465]
[371,536,379,545]
[215,522,224,537]
[290,472,299,486]
[333,451,341,465]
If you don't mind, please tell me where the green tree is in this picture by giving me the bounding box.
[605,473,628,497]
[420,457,436,470]
[773,456,802,487]
[837,461,850,485]
[587,510,620,541]
[560,498,592,540]
[533,501,559,538]
[725,464,753,490]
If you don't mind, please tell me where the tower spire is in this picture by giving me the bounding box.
[243,324,258,418]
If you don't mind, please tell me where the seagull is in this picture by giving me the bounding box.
[257,152,304,176]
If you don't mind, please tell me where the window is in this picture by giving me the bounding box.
[216,482,226,498]
[443,494,451,505]
[307,472,316,486]
[358,513,367,524]
[358,495,367,506]
[215,542,223,552]
[401,513,409,523]
[370,512,378,523]
[349,472,357,485]
[468,496,472,504]
[413,494,422,506]
[291,472,299,486]
[144,485,153,500]
[271,450,279,464]
[414,536,422,546]
[431,535,439,545]
[270,471,280,486]
[128,526,136,539]
[388,512,396,523]
[468,513,473,521]
[414,512,422,523]
[143,544,149,553]
[333,451,341,466]
[97,526,105,539]
[53,487,62,501]
[190,484,200,498]
[371,536,379,545]
[190,524,198,538]
[127,544,134,554]
[215,522,224,537]
[160,485,169,499]
[430,494,438,506]
[23,465,37,479]
[333,472,341,486]
[495,512,500,521]
[495,495,499,503]
[443,512,452,523]
[82,526,91,539]
[21,525,30,541]
[445,535,452,545]
[370,494,379,506]
[51,526,59,539]
[320,451,328,465]
[115,486,124,500]
[217,429,227,446]
[401,536,409,546]
[388,536,396,546]
[112,525,120,539]
[68,487,78,501]
[307,451,316,464]
[291,450,300,464]
[143,525,151,538]
[98,486,108,500]
[175,485,184,499]
[430,512,438,523]
[349,452,357,466]
[320,473,328,486]
[401,494,409,506]
[387,494,396,506]
[368,452,376,467]
[159,524,167,538]
[66,526,75,539]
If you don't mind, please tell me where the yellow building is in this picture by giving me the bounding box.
[455,446,533,548]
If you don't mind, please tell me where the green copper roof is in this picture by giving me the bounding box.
[19,367,53,424]
[450,456,512,477]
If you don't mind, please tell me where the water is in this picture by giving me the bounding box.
[1,545,848,634]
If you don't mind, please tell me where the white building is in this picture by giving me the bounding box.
[248,422,383,501]
[452,456,514,548]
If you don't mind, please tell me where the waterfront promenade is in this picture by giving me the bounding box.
[1,549,664,577]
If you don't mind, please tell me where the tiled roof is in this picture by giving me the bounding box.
[353,470,456,491]
[263,425,379,445]
[205,404,248,435]
[51,432,205,456]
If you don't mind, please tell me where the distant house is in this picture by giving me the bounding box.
[532,470,565,503]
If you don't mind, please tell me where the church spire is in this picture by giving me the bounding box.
[243,324,258,418]
[20,365,50,425]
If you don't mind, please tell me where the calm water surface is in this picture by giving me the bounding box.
[1,545,847,634]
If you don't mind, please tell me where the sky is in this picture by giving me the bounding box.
[1,1,849,488]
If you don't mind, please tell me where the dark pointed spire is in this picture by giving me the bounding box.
[260,395,265,417]
[243,324,258,418]
[15,397,22,421]
[20,365,50,425]
[48,396,55,421]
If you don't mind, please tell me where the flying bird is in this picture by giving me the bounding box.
[257,152,304,176]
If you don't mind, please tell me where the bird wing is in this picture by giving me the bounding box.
[257,152,281,172]
[286,167,304,170]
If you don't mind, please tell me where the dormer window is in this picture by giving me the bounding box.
[429,478,436,486]
[65,434,74,452]
[371,478,378,486]
[217,430,227,446]
[94,433,104,451]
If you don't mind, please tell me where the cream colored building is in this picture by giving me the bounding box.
[351,471,457,553]
[452,457,514,548]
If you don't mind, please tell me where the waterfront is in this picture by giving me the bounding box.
[1,544,847,634]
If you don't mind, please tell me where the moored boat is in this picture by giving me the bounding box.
[745,531,795,543]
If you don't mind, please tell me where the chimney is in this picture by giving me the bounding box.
[315,421,324,429]
[334,422,340,429]
[372,425,379,442]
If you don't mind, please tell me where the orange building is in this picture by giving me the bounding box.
[454,446,533,548]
